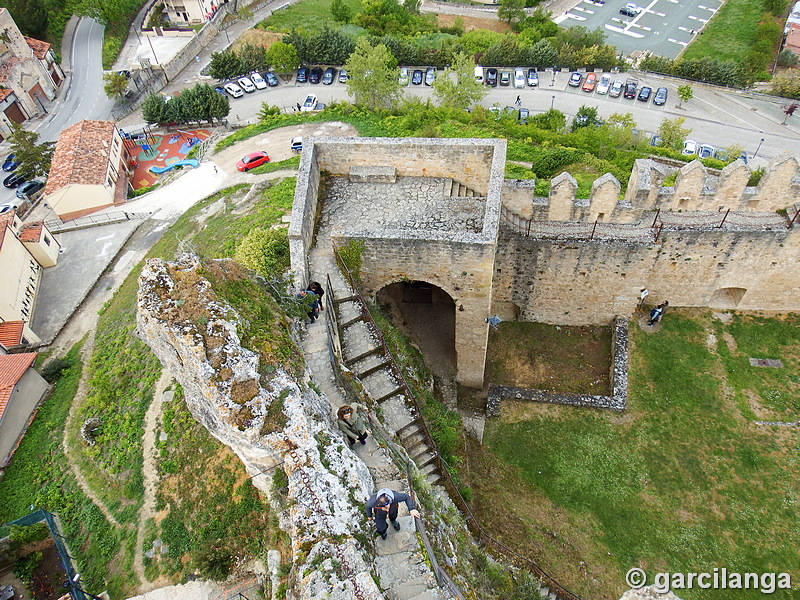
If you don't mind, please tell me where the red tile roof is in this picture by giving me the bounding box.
[24,37,51,61]
[0,321,25,348]
[0,352,38,422]
[0,89,11,102]
[44,120,117,196]
[18,220,44,242]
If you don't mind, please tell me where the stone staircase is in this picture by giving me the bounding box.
[444,178,482,199]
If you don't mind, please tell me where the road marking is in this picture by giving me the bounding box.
[698,4,717,11]
[689,15,708,22]
[99,242,113,256]
[573,6,594,13]
[652,11,665,16]
[96,233,115,242]
[564,12,588,20]
[667,37,688,46]
[605,23,645,37]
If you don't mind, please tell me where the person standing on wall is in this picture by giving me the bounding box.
[365,488,421,540]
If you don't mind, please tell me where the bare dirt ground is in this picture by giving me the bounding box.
[434,13,511,33]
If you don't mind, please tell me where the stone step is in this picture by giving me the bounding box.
[399,431,426,448]
[356,360,393,379]
[376,386,406,404]
[344,345,384,367]
[449,179,458,197]
[340,313,367,329]
[395,420,420,439]
[419,462,440,478]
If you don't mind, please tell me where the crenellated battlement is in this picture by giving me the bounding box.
[503,151,800,225]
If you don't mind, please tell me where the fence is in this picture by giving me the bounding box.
[44,211,148,233]
[330,245,585,600]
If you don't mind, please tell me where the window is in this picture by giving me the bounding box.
[44,235,50,246]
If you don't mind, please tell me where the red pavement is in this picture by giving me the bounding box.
[125,128,210,190]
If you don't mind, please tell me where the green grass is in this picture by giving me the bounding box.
[257,0,363,33]
[0,344,123,595]
[481,311,800,599]
[681,0,765,63]
[250,154,301,174]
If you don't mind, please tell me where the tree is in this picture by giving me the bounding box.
[330,0,353,23]
[498,0,526,25]
[237,43,267,73]
[103,72,129,99]
[432,52,487,110]
[141,92,172,124]
[307,24,356,65]
[344,38,402,110]
[529,108,565,132]
[677,84,693,108]
[265,41,300,75]
[777,50,799,68]
[657,116,691,150]
[8,124,54,180]
[234,228,290,277]
[208,50,243,80]
[571,105,601,131]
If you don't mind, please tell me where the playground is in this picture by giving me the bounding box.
[124,128,210,190]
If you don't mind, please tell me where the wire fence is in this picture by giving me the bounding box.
[330,245,585,600]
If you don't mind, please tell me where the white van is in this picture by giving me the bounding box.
[474,66,484,84]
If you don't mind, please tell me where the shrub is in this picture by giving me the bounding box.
[40,357,74,383]
[234,228,290,277]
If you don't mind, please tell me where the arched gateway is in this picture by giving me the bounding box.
[289,137,506,388]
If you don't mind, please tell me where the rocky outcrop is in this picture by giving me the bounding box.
[137,254,383,599]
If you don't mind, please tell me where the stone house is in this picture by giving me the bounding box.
[43,120,129,222]
[0,8,64,141]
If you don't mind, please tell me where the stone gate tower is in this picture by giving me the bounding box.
[289,137,506,388]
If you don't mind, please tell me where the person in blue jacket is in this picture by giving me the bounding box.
[365,488,421,540]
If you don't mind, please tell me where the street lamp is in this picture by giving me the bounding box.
[551,95,555,110]
[63,573,104,600]
[754,137,764,158]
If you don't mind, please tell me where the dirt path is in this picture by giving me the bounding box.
[133,368,174,591]
[61,327,122,529]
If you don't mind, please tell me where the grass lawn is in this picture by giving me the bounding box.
[257,0,363,34]
[467,310,800,600]
[681,0,765,63]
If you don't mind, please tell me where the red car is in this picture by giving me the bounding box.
[236,151,270,172]
[582,72,597,92]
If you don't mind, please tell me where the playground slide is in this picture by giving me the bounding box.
[148,159,200,174]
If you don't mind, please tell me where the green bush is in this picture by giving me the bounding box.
[40,357,74,383]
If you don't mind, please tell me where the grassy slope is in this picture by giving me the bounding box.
[480,311,800,599]
[681,0,765,63]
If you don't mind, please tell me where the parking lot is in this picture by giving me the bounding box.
[555,0,724,59]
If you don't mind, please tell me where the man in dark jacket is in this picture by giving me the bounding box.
[365,488,421,540]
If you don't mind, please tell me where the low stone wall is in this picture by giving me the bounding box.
[487,318,628,415]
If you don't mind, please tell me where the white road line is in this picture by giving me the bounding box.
[698,4,717,11]
[605,23,645,37]
[653,11,665,16]
[689,15,708,22]
[96,233,115,242]
[565,12,588,20]
[667,38,688,46]
[573,6,594,13]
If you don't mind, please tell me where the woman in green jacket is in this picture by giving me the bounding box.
[337,403,370,446]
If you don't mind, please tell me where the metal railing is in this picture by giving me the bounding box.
[330,244,585,600]
[44,211,148,233]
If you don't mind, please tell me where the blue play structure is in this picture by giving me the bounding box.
[148,158,200,174]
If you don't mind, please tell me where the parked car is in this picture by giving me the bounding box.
[712,148,728,161]
[486,68,498,87]
[650,134,661,147]
[637,86,652,102]
[425,67,436,86]
[739,150,748,163]
[527,68,539,87]
[250,72,267,89]
[301,93,318,112]
[322,67,337,85]
[682,139,698,155]
[2,154,19,172]
[399,67,409,85]
[338,68,349,83]
[595,73,611,95]
[3,172,26,188]
[698,144,715,159]
[653,86,668,106]
[236,151,270,172]
[290,137,303,152]
[265,72,279,87]
[214,86,227,96]
[513,68,526,89]
[499,70,511,86]
[623,80,637,99]
[582,72,597,92]
[223,82,244,98]
[474,66,484,84]
[609,79,624,97]
[309,67,323,84]
[412,69,423,85]
[518,107,530,123]
[297,67,309,83]
[620,3,640,16]
[16,180,44,198]
[568,72,583,87]
[237,77,256,93]
[0,202,18,214]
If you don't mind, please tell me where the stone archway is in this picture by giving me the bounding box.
[376,281,457,379]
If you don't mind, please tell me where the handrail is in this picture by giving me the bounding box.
[331,243,586,600]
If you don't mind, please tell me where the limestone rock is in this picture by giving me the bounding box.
[137,254,382,599]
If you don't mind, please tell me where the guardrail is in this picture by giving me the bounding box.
[330,244,585,600]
